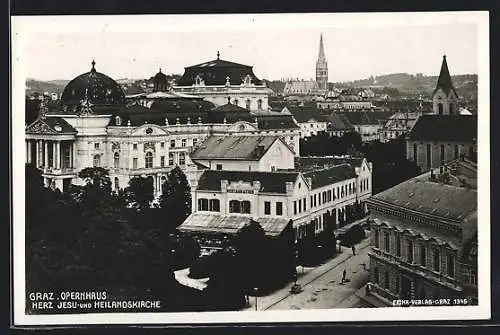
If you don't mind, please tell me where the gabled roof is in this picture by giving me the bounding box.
[407,115,477,142]
[433,55,458,97]
[197,170,299,194]
[303,164,357,189]
[191,136,282,161]
[339,111,394,125]
[323,113,355,131]
[287,106,327,123]
[257,115,300,130]
[26,117,77,134]
[368,172,477,223]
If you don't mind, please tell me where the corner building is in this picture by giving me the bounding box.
[365,162,478,305]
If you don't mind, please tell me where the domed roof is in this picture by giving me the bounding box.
[60,60,125,108]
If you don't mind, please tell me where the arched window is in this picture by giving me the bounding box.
[384,270,390,289]
[113,152,120,168]
[179,152,186,165]
[114,177,119,191]
[168,153,174,165]
[257,99,263,110]
[233,99,239,106]
[115,116,122,126]
[93,154,101,167]
[438,103,443,115]
[449,103,454,115]
[145,151,153,168]
[245,99,251,110]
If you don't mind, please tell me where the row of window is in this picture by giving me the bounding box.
[198,199,220,212]
[226,98,263,110]
[264,201,283,216]
[293,198,307,215]
[94,140,200,151]
[374,229,455,278]
[103,152,186,169]
[413,143,475,169]
[360,178,369,192]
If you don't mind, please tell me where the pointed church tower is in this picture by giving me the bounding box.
[432,55,459,115]
[316,34,328,91]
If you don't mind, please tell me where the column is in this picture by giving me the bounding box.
[71,142,75,169]
[35,140,40,167]
[26,141,31,163]
[44,141,48,168]
[56,141,61,169]
[52,141,57,168]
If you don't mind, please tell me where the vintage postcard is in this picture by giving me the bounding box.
[11,11,490,326]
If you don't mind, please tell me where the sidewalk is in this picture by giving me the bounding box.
[241,234,372,311]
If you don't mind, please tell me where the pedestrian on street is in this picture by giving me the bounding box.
[352,244,356,255]
[341,269,346,284]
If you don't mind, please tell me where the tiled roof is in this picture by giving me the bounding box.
[208,102,254,123]
[178,213,290,237]
[368,173,477,222]
[323,113,355,131]
[197,170,299,194]
[287,106,327,123]
[295,156,364,171]
[191,136,280,161]
[257,115,300,130]
[176,58,263,86]
[407,115,477,142]
[303,164,357,189]
[339,111,395,125]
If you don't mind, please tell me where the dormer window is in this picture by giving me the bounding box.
[115,116,122,126]
[195,75,204,86]
[243,74,252,86]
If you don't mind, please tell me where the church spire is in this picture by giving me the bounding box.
[435,54,456,96]
[318,33,325,60]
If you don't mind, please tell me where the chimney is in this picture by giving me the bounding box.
[221,180,228,193]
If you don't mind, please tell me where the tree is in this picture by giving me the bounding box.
[77,167,112,207]
[159,166,192,228]
[125,176,154,211]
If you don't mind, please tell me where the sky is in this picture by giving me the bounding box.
[14,13,483,83]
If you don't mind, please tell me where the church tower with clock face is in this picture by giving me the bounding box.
[316,33,328,91]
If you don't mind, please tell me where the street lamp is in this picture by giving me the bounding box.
[254,287,259,311]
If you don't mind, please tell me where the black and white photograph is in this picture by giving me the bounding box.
[11,11,490,325]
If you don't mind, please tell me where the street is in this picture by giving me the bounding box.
[242,232,373,311]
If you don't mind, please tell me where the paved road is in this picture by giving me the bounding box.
[242,233,372,311]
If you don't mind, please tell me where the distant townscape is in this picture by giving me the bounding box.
[24,34,477,313]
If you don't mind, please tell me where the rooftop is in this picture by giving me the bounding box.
[368,172,477,223]
[190,136,283,161]
[178,213,291,237]
[303,164,357,189]
[407,114,477,142]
